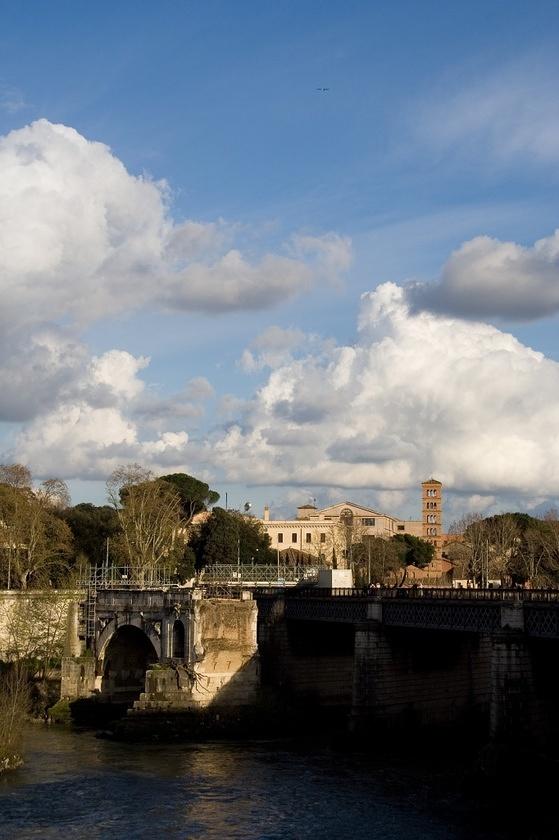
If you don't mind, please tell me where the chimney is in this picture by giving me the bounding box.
[263,505,270,521]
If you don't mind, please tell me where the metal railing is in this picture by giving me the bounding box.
[200,564,324,586]
[269,586,559,602]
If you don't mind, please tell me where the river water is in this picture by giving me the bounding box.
[0,726,497,839]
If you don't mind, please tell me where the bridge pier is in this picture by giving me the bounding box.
[489,604,543,745]
[350,619,491,737]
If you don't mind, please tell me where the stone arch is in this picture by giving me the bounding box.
[100,624,159,702]
[97,614,162,663]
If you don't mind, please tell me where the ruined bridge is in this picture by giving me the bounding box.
[61,584,559,744]
[62,585,260,711]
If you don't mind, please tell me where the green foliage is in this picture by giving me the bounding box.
[391,533,435,568]
[160,473,220,522]
[47,698,72,725]
[191,507,274,568]
[59,503,121,568]
[173,545,197,582]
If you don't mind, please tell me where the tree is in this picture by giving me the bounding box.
[351,536,405,586]
[483,514,520,581]
[450,511,559,586]
[451,514,489,584]
[0,481,73,589]
[37,478,71,510]
[107,465,184,583]
[333,512,368,570]
[0,591,74,771]
[392,533,435,579]
[526,519,559,586]
[60,503,121,568]
[0,592,75,681]
[0,664,28,772]
[514,526,548,586]
[160,473,219,524]
[191,507,274,569]
[443,541,472,579]
[0,463,32,490]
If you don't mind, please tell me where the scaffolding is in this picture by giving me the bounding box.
[200,563,324,587]
[79,564,174,590]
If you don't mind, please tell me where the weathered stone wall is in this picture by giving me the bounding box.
[134,595,260,711]
[191,597,259,706]
[60,654,96,699]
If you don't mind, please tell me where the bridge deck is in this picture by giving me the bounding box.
[255,588,559,637]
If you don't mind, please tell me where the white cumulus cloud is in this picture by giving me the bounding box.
[8,350,195,478]
[0,119,351,328]
[200,282,559,502]
[406,229,559,321]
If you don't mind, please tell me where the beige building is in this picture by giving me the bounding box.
[260,478,448,571]
[261,498,423,566]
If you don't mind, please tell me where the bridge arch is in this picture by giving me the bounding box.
[97,614,162,664]
[99,623,159,702]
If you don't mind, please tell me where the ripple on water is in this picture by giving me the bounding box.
[0,726,483,840]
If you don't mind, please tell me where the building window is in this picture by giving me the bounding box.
[277,533,283,543]
[305,533,312,543]
[292,532,298,543]
[398,525,405,531]
[362,517,375,526]
[320,533,326,543]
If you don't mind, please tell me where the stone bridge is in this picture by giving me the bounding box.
[255,588,559,744]
[61,585,559,744]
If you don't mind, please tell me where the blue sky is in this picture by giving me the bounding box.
[1,1,559,524]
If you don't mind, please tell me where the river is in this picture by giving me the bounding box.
[0,726,500,839]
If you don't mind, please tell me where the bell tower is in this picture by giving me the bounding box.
[422,478,443,558]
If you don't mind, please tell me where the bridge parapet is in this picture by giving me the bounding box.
[256,588,559,638]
